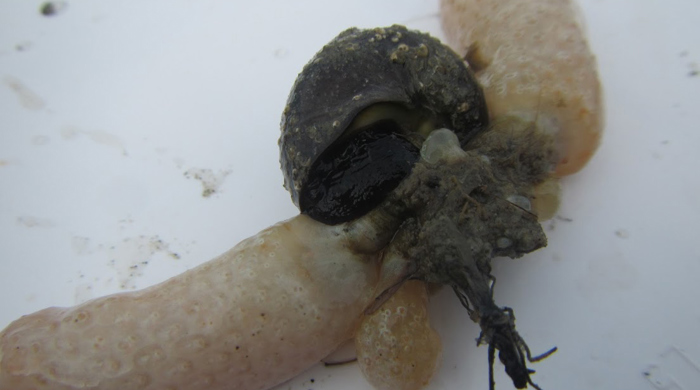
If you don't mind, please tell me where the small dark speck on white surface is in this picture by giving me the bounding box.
[15,41,33,52]
[184,167,232,198]
[40,1,68,17]
[615,229,629,239]
[70,234,185,294]
[644,347,700,390]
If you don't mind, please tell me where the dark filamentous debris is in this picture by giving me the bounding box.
[380,122,557,390]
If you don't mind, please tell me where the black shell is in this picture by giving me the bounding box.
[279,25,488,223]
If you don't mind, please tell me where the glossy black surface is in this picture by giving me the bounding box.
[300,120,419,225]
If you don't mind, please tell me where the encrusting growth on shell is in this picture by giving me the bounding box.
[440,0,604,176]
[279,25,488,214]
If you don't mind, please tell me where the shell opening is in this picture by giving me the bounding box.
[300,118,420,225]
[345,103,443,143]
[279,25,490,225]
[300,102,455,225]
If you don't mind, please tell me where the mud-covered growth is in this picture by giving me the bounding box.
[279,25,488,224]
[390,128,549,272]
[466,116,558,187]
[380,126,557,390]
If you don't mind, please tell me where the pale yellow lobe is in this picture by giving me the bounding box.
[356,281,442,390]
[532,177,562,221]
[0,215,383,390]
[441,0,604,176]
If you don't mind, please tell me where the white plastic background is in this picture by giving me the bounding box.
[1,1,699,389]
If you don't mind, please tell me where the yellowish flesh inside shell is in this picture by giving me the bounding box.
[345,103,439,144]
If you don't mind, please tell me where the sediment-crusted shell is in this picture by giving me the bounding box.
[279,25,488,223]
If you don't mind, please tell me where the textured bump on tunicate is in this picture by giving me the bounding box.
[420,128,468,164]
[356,281,442,390]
